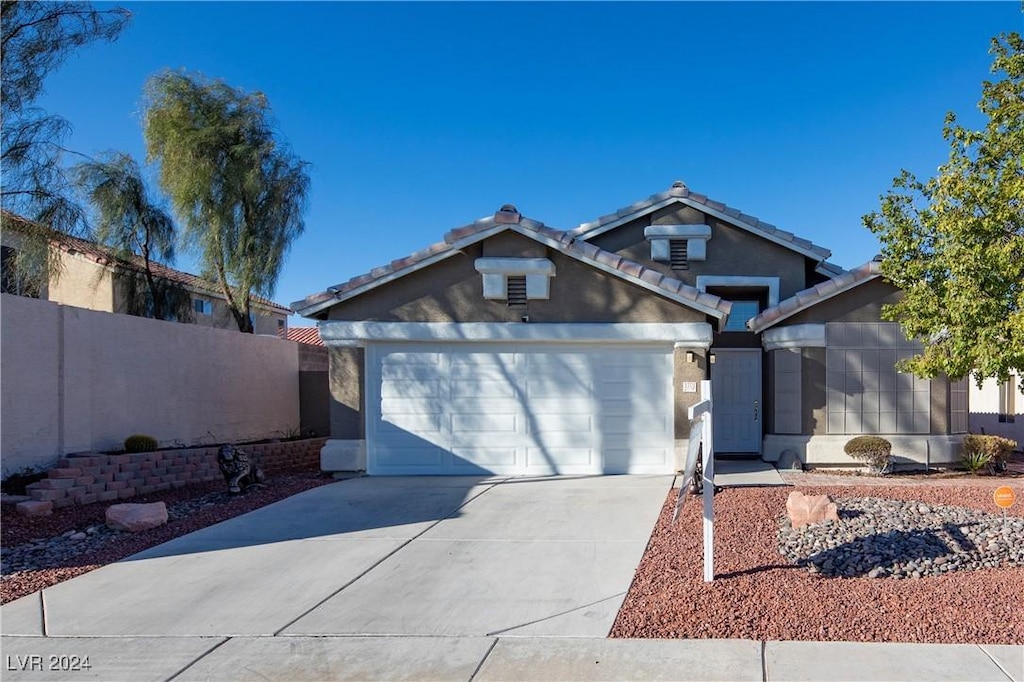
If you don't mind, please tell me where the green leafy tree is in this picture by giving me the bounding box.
[864,32,1024,388]
[1,1,130,286]
[143,71,309,333]
[73,151,191,322]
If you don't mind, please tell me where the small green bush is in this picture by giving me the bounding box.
[124,434,158,453]
[843,436,892,473]
[960,449,993,474]
[962,435,1017,473]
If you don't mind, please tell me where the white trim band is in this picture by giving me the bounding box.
[697,275,781,307]
[319,321,714,347]
[762,323,827,350]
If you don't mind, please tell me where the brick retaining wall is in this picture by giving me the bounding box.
[17,438,327,515]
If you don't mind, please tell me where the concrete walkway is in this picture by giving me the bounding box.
[1,634,1019,681]
[3,473,1021,681]
[714,458,788,487]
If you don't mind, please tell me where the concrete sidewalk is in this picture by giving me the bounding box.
[1,634,1020,681]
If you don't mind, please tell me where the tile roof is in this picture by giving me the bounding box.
[286,327,323,346]
[293,205,733,325]
[569,181,833,262]
[748,259,883,332]
[2,210,291,313]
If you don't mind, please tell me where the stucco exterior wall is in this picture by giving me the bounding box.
[783,278,903,325]
[588,207,811,299]
[327,234,705,324]
[1,294,300,476]
[48,251,116,312]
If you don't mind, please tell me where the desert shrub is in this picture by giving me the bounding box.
[960,449,993,474]
[124,434,158,453]
[843,436,892,473]
[962,434,1017,473]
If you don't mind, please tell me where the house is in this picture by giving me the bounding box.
[969,375,1023,445]
[1,211,291,335]
[292,182,967,475]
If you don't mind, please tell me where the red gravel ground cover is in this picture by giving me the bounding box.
[611,484,1024,645]
[1,471,333,604]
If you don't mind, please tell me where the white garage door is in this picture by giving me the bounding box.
[367,343,674,475]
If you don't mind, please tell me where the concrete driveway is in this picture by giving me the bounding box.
[2,474,671,639]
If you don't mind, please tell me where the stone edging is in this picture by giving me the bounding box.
[16,438,327,516]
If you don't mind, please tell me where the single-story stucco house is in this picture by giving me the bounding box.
[292,182,967,476]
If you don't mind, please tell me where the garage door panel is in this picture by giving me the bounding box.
[526,376,591,398]
[380,380,443,399]
[380,397,445,415]
[450,379,517,398]
[452,412,518,433]
[529,412,592,433]
[450,446,519,468]
[527,446,593,469]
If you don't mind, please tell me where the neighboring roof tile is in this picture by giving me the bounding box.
[569,182,832,262]
[286,327,323,346]
[748,259,883,332]
[293,204,732,323]
[1,210,291,313]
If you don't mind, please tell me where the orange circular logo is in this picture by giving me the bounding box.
[993,486,1017,509]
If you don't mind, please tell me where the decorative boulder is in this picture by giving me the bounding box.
[106,502,168,532]
[786,491,839,529]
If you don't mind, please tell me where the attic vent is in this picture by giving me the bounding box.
[670,240,688,270]
[506,275,528,307]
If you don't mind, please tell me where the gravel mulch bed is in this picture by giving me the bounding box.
[1,471,334,604]
[611,484,1024,644]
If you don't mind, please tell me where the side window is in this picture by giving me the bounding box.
[193,299,213,315]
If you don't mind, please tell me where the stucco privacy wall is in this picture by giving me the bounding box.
[1,294,301,476]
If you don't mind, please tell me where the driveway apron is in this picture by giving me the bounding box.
[1,474,671,639]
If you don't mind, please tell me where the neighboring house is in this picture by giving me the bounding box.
[286,327,324,346]
[1,211,291,335]
[293,182,968,476]
[969,375,1023,446]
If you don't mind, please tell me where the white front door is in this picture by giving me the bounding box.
[711,349,762,453]
[367,343,675,475]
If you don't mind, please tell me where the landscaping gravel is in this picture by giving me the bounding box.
[1,471,333,604]
[778,497,1024,579]
[612,484,1024,644]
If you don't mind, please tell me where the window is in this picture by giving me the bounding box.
[825,322,930,435]
[999,377,1017,423]
[723,300,760,332]
[193,299,213,315]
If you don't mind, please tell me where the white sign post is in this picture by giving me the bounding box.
[686,380,715,582]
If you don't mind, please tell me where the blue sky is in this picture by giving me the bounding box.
[35,1,1022,324]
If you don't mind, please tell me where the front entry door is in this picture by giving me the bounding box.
[711,349,762,453]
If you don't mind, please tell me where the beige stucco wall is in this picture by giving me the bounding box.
[1,293,300,476]
[191,292,286,335]
[48,251,116,312]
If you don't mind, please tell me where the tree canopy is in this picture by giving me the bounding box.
[73,152,191,322]
[864,32,1024,387]
[143,71,310,333]
[0,1,130,284]
[1,1,130,225]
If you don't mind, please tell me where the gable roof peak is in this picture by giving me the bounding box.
[570,182,831,261]
[494,204,521,224]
